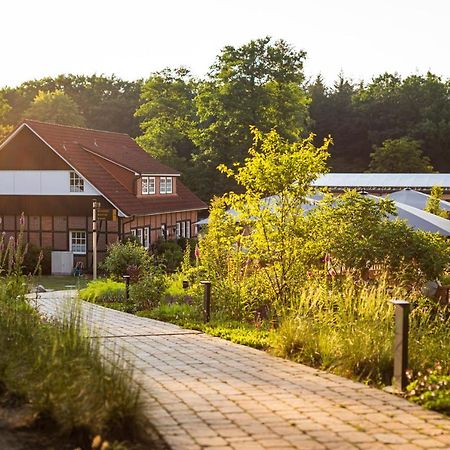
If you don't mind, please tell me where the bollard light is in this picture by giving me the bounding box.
[200,280,211,323]
[123,275,131,301]
[390,300,410,392]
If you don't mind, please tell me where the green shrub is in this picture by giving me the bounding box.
[79,279,125,303]
[129,269,167,310]
[151,239,183,272]
[22,245,51,275]
[102,241,152,279]
[407,363,450,414]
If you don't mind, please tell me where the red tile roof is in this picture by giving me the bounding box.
[21,120,207,217]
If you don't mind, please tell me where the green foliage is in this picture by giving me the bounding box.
[0,277,144,440]
[409,299,450,371]
[138,302,200,324]
[0,93,12,142]
[307,191,450,284]
[203,129,330,308]
[2,74,142,136]
[135,37,311,200]
[368,137,434,173]
[309,72,450,172]
[270,278,398,384]
[22,90,86,126]
[407,363,450,414]
[79,279,125,303]
[129,269,167,310]
[138,306,270,350]
[102,241,153,280]
[425,185,448,218]
[22,245,51,275]
[0,217,29,277]
[151,239,184,272]
[135,68,199,189]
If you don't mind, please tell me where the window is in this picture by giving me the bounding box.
[159,177,173,194]
[136,228,143,245]
[161,223,167,240]
[143,227,150,248]
[142,177,148,194]
[70,231,86,254]
[141,177,155,195]
[70,171,84,192]
[176,220,191,238]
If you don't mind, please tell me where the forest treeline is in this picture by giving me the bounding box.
[1,37,450,200]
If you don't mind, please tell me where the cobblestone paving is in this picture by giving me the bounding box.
[34,291,450,450]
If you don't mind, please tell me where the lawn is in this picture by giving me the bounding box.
[32,275,89,291]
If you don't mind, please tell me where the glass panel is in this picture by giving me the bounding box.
[142,177,148,194]
[166,177,173,194]
[149,177,155,194]
[160,177,166,194]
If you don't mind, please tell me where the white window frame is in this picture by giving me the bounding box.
[176,220,191,238]
[166,177,173,194]
[159,177,166,194]
[141,177,148,195]
[143,227,150,248]
[136,228,143,245]
[148,177,155,194]
[70,171,84,192]
[141,176,155,195]
[70,230,87,254]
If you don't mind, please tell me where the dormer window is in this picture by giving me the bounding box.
[70,171,84,192]
[142,176,155,195]
[160,177,173,194]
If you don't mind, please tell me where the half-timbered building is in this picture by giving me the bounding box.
[0,120,207,271]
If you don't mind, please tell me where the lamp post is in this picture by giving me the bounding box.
[201,281,211,323]
[390,300,410,392]
[92,199,99,280]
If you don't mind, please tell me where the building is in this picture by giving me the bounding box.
[313,173,450,198]
[0,120,207,270]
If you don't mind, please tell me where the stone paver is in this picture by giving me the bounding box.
[34,291,450,449]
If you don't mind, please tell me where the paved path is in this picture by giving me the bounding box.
[34,291,450,450]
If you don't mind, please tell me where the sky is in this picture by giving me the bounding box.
[1,0,449,88]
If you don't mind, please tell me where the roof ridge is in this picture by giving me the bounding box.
[78,143,137,173]
[23,119,130,137]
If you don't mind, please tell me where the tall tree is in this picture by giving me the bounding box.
[309,74,368,171]
[195,37,310,170]
[367,137,434,173]
[355,72,450,170]
[135,68,203,193]
[22,90,86,127]
[2,74,142,135]
[135,37,311,200]
[0,94,12,142]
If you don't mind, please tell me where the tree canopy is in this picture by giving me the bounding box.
[367,138,434,173]
[23,90,86,127]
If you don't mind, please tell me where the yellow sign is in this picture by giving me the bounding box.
[97,208,117,221]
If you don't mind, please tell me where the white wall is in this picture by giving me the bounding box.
[0,170,100,195]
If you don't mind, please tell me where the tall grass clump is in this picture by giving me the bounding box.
[271,277,397,384]
[0,284,145,440]
[79,278,126,303]
[0,228,147,442]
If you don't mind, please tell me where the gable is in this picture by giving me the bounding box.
[0,126,70,170]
